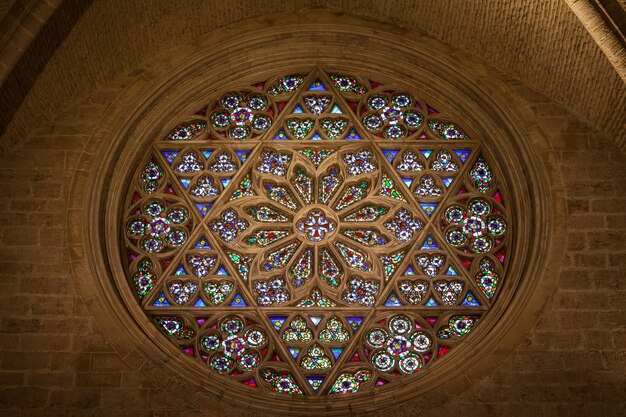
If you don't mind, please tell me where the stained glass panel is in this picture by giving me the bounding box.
[121,69,509,396]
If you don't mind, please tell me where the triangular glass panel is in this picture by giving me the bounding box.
[195,236,212,249]
[194,298,206,307]
[153,292,170,307]
[310,133,322,141]
[289,348,300,359]
[404,266,415,275]
[221,178,232,188]
[174,265,186,276]
[419,203,437,217]
[346,317,363,332]
[236,150,251,163]
[293,105,304,114]
[425,297,439,307]
[420,149,433,159]
[179,178,191,189]
[310,316,322,327]
[461,292,481,306]
[331,348,344,359]
[331,105,343,114]
[216,265,229,276]
[445,266,458,276]
[442,177,454,188]
[421,236,439,250]
[455,149,471,163]
[345,129,360,140]
[308,79,327,90]
[385,292,403,307]
[269,315,287,331]
[195,203,212,217]
[401,178,413,188]
[229,293,247,307]
[202,150,213,160]
[307,376,324,391]
[162,151,178,164]
[274,129,288,140]
[383,150,399,163]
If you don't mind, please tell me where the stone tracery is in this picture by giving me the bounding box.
[121,68,510,396]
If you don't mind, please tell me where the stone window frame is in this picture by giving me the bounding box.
[66,14,567,416]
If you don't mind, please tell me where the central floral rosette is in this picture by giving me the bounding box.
[296,209,337,242]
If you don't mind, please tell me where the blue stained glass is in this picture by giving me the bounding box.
[221,178,232,188]
[384,150,399,163]
[153,292,170,307]
[461,292,480,306]
[345,129,360,140]
[404,266,415,275]
[331,105,343,114]
[445,266,458,276]
[229,293,247,307]
[174,265,186,276]
[402,178,413,188]
[274,130,288,140]
[194,298,206,307]
[309,79,327,90]
[195,203,213,216]
[420,203,437,217]
[179,178,191,188]
[420,149,433,159]
[289,348,300,358]
[455,149,471,162]
[347,317,363,331]
[385,292,402,306]
[311,133,322,141]
[236,150,250,163]
[195,236,212,249]
[202,150,213,159]
[269,316,287,331]
[421,236,439,250]
[331,348,343,359]
[293,105,304,114]
[425,297,439,307]
[307,376,324,391]
[310,316,322,327]
[216,265,229,276]
[162,151,179,163]
[442,177,454,187]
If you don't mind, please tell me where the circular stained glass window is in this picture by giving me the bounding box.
[121,69,509,396]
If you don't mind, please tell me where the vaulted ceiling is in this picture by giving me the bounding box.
[1,0,625,155]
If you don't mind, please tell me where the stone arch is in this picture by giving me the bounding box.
[64,11,567,415]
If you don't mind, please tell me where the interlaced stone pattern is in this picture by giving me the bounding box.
[121,69,510,396]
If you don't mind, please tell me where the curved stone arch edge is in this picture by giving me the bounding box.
[64,12,568,416]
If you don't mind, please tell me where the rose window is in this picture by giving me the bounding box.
[121,69,510,397]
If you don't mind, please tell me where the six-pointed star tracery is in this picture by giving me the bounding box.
[121,68,510,396]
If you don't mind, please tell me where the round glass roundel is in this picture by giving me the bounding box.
[121,69,509,396]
